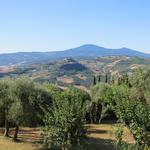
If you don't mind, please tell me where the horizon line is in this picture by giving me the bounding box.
[0,44,149,55]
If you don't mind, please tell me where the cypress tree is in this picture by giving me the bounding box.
[98,75,101,82]
[105,74,108,83]
[93,76,96,85]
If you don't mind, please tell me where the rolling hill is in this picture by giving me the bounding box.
[0,44,149,66]
[0,56,150,88]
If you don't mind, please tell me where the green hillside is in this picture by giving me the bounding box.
[0,56,150,88]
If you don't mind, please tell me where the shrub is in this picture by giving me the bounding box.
[43,88,90,150]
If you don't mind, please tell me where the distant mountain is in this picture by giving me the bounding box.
[0,44,150,66]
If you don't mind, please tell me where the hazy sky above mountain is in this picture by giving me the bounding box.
[0,0,150,53]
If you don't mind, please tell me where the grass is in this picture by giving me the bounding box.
[0,128,42,150]
[0,137,40,150]
[86,124,135,150]
[0,124,135,150]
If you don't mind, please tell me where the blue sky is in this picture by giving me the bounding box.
[0,0,150,53]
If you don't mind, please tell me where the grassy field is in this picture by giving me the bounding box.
[0,124,135,150]
[86,124,135,150]
[0,128,42,150]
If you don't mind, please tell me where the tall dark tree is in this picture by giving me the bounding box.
[105,74,108,83]
[98,75,101,82]
[93,76,96,85]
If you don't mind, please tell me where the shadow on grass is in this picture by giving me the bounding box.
[32,137,116,150]
[86,137,115,150]
[87,129,108,134]
[36,137,116,150]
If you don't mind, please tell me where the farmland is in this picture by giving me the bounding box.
[0,56,150,89]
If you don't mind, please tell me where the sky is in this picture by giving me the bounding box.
[0,0,150,53]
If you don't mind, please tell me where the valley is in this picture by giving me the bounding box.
[0,56,150,89]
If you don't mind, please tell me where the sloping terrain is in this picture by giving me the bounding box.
[0,56,150,88]
[0,44,149,66]
[80,56,150,76]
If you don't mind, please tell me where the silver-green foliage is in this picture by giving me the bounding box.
[43,88,90,150]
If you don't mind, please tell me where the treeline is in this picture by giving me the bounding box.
[0,78,61,140]
[0,78,91,149]
[0,69,150,150]
[91,69,150,150]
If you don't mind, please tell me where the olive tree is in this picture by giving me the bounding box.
[0,79,14,137]
[8,78,54,141]
[90,83,114,123]
[43,88,91,150]
[112,84,150,149]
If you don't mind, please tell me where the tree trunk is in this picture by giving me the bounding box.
[62,146,68,150]
[4,119,9,137]
[99,103,104,124]
[97,104,102,124]
[90,111,93,124]
[13,125,19,141]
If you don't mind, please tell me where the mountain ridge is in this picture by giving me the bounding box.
[0,44,149,66]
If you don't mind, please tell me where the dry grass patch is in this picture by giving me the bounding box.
[75,74,87,80]
[85,124,135,150]
[0,124,135,150]
[0,128,42,150]
[86,124,135,144]
[0,66,15,73]
[57,76,74,84]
